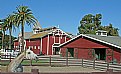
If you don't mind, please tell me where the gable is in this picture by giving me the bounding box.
[62,36,109,49]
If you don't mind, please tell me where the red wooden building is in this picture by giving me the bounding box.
[60,31,121,63]
[14,27,72,55]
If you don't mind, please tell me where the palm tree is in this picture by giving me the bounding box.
[6,14,16,49]
[1,19,8,49]
[0,20,3,49]
[14,5,37,52]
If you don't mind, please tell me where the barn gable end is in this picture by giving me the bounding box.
[60,34,121,63]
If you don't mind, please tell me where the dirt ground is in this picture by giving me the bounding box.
[1,66,102,73]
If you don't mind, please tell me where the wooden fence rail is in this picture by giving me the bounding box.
[1,55,121,71]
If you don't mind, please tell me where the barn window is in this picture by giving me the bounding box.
[38,46,40,49]
[34,46,36,49]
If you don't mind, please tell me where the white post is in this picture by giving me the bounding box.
[41,38,42,52]
[65,36,67,42]
[47,35,49,55]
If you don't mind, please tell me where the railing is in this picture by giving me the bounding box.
[1,55,121,71]
[1,69,121,74]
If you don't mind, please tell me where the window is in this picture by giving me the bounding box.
[103,32,107,35]
[98,32,101,35]
[38,46,40,49]
[34,46,36,49]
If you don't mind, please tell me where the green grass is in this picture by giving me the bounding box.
[1,59,49,66]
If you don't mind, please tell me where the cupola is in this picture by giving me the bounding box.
[96,30,107,36]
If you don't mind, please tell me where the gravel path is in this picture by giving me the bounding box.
[23,66,102,73]
[1,66,102,73]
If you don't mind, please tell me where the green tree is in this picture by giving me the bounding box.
[103,24,119,36]
[79,14,96,34]
[1,19,8,49]
[0,20,3,49]
[78,14,119,36]
[93,14,102,29]
[14,5,37,52]
[5,14,16,49]
[3,35,17,49]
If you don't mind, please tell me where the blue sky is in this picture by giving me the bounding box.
[0,0,121,37]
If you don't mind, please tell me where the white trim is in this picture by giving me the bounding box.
[24,40,26,50]
[34,46,36,49]
[48,28,72,38]
[41,38,42,52]
[59,34,121,49]
[52,43,60,48]
[65,36,67,42]
[47,35,49,55]
[29,39,30,42]
[52,46,53,55]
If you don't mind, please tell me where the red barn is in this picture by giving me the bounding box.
[14,27,72,55]
[60,31,121,63]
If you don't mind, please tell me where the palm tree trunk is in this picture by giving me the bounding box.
[2,30,5,49]
[21,21,25,52]
[9,28,12,49]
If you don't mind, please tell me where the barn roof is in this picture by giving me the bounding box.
[59,34,121,49]
[30,31,51,39]
[28,28,73,39]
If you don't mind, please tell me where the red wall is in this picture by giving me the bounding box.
[74,48,92,60]
[62,37,108,48]
[42,36,48,55]
[55,36,59,43]
[26,39,40,55]
[60,48,66,57]
[48,35,54,55]
[113,48,121,63]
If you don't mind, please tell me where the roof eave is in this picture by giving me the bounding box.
[59,34,121,49]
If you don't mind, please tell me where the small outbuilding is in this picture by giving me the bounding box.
[60,31,121,63]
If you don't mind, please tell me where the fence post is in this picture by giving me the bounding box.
[66,56,68,66]
[82,58,83,67]
[30,59,32,66]
[49,56,51,66]
[93,59,95,69]
[31,69,39,74]
[10,54,11,62]
[107,62,109,70]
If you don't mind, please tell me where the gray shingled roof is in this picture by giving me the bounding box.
[86,34,121,48]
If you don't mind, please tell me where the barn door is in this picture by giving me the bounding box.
[106,48,113,63]
[88,49,95,60]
